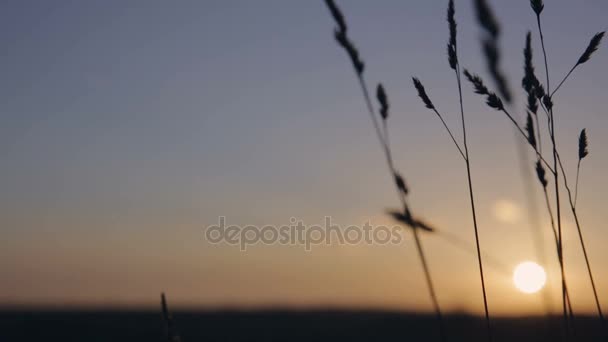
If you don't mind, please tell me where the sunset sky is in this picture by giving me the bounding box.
[1,0,607,316]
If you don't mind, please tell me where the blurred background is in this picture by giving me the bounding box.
[1,0,607,323]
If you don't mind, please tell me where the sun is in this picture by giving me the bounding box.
[513,261,546,294]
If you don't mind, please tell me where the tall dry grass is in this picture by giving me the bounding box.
[322,0,605,341]
[412,1,493,340]
[324,0,446,340]
[463,0,605,339]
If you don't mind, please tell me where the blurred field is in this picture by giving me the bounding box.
[0,309,604,341]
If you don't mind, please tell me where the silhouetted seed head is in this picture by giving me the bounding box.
[522,32,536,92]
[542,94,553,111]
[324,0,347,34]
[577,31,605,66]
[447,0,456,46]
[530,0,544,16]
[463,70,503,110]
[535,82,546,100]
[536,161,548,188]
[486,93,504,111]
[526,112,537,149]
[387,210,435,232]
[579,128,589,160]
[412,218,436,233]
[448,44,458,70]
[394,172,409,195]
[463,69,489,95]
[412,77,435,110]
[334,30,365,75]
[483,38,498,64]
[387,210,413,228]
[447,0,458,70]
[483,39,512,103]
[474,0,499,38]
[473,0,511,103]
[526,92,538,115]
[522,33,534,91]
[376,83,389,120]
[325,1,364,76]
[522,32,540,114]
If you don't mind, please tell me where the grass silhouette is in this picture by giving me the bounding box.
[161,293,182,342]
[463,0,605,339]
[324,0,447,340]
[412,1,494,340]
[155,2,605,341]
[320,0,605,341]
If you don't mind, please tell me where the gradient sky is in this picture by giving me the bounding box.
[1,0,607,316]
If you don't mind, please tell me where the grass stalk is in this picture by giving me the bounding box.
[538,179,576,324]
[415,2,492,340]
[550,65,575,98]
[556,154,606,335]
[455,63,492,342]
[536,14,606,332]
[413,228,447,342]
[574,159,581,207]
[360,72,445,342]
[412,77,494,339]
[531,10,608,336]
[323,2,445,340]
[499,107,554,173]
[533,11,607,338]
[549,109,569,338]
[533,10,570,337]
[536,15,550,92]
[161,293,182,342]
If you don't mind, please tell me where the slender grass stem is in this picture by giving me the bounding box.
[549,104,569,341]
[356,73,445,341]
[431,107,466,160]
[551,65,577,98]
[540,183,576,324]
[515,134,556,317]
[541,187,557,246]
[382,119,390,156]
[535,14,569,338]
[325,1,446,333]
[531,122,577,325]
[501,108,554,173]
[447,3,492,333]
[536,15,550,92]
[556,154,606,334]
[454,63,492,342]
[413,228,446,342]
[357,75,410,213]
[537,21,606,336]
[534,113,543,154]
[574,159,581,207]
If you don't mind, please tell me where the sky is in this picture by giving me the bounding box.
[1,0,607,316]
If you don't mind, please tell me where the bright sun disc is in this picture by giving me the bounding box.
[513,261,546,294]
